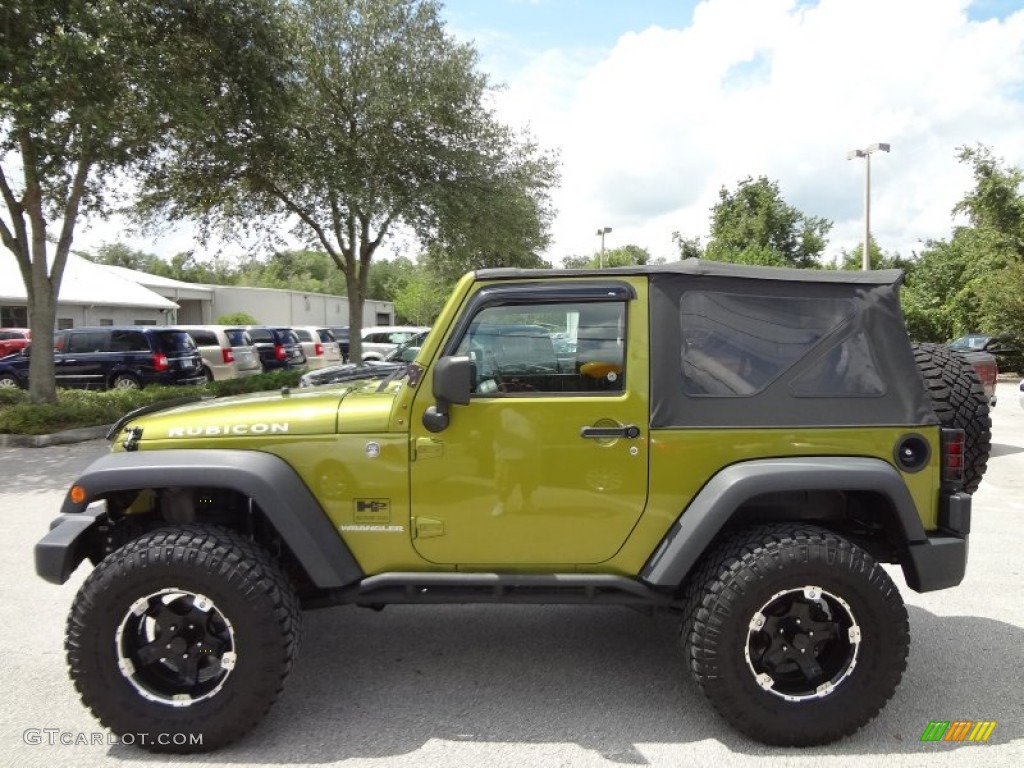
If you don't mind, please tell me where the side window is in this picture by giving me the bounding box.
[679,292,870,396]
[110,331,149,352]
[453,301,627,395]
[294,329,313,342]
[189,330,218,347]
[66,331,110,353]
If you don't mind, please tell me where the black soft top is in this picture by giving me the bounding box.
[477,258,904,286]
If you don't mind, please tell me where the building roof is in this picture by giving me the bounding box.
[97,263,214,301]
[0,251,177,309]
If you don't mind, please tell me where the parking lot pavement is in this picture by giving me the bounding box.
[1,382,1022,768]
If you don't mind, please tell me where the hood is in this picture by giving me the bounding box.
[116,380,398,444]
[299,361,405,387]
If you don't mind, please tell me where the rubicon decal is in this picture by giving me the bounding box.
[167,423,290,437]
[920,720,997,742]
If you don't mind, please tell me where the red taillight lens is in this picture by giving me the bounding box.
[152,353,168,372]
[274,344,287,360]
[222,347,235,364]
[314,342,323,357]
[941,428,965,486]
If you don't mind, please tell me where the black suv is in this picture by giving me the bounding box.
[0,327,204,390]
[236,326,307,371]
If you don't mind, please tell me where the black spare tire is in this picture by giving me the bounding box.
[912,342,991,493]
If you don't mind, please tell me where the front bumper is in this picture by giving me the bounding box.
[35,503,105,584]
[902,491,971,593]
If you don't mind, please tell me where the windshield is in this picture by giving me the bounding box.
[950,335,989,350]
[385,330,430,361]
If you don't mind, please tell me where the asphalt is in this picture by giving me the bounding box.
[1,381,1022,768]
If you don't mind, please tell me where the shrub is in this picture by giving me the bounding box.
[0,370,307,435]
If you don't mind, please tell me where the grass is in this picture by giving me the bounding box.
[0,369,305,435]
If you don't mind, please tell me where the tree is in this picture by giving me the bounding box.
[704,176,832,268]
[142,0,557,361]
[217,311,259,325]
[85,242,165,273]
[671,232,704,260]
[0,0,287,402]
[564,244,652,269]
[835,238,915,272]
[953,144,1024,261]
[900,146,1024,343]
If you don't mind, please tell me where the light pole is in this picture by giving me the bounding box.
[596,226,612,268]
[846,142,890,270]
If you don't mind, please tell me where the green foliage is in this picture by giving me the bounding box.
[704,176,832,268]
[140,0,557,361]
[833,238,915,273]
[0,370,305,435]
[394,269,454,325]
[1,0,289,403]
[205,369,303,396]
[900,146,1024,342]
[368,257,417,306]
[216,312,259,325]
[563,244,652,269]
[671,233,704,260]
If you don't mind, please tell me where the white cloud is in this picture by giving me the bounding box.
[72,0,1024,269]
[488,0,1024,263]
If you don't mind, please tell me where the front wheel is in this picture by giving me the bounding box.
[0,373,20,389]
[686,525,909,746]
[66,526,300,752]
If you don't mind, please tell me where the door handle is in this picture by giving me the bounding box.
[580,424,641,439]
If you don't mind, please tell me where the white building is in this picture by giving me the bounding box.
[0,252,394,329]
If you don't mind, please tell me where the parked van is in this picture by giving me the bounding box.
[176,325,263,381]
[291,327,343,370]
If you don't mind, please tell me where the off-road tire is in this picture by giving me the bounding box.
[687,524,909,746]
[66,526,301,753]
[912,342,991,493]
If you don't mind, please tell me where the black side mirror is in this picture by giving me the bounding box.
[422,356,471,433]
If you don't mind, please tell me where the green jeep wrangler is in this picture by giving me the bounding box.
[36,260,991,752]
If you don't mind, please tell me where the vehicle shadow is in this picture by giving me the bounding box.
[989,442,1024,458]
[108,603,1023,764]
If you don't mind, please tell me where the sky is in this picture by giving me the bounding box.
[74,0,1024,266]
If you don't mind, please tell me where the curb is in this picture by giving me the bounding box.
[0,424,112,448]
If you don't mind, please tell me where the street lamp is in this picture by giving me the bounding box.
[596,226,612,268]
[846,142,890,270]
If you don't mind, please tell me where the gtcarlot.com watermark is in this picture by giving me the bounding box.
[23,728,202,748]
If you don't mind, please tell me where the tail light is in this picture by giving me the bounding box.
[975,360,997,389]
[221,347,235,364]
[941,428,965,486]
[314,342,323,357]
[152,353,169,372]
[274,344,287,360]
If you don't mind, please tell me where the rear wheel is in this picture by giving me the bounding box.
[111,374,141,390]
[912,342,991,492]
[686,524,909,746]
[66,526,301,752]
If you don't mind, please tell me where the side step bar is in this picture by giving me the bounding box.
[303,572,679,609]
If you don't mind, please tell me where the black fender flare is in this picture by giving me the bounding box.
[53,449,363,588]
[640,457,929,588]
